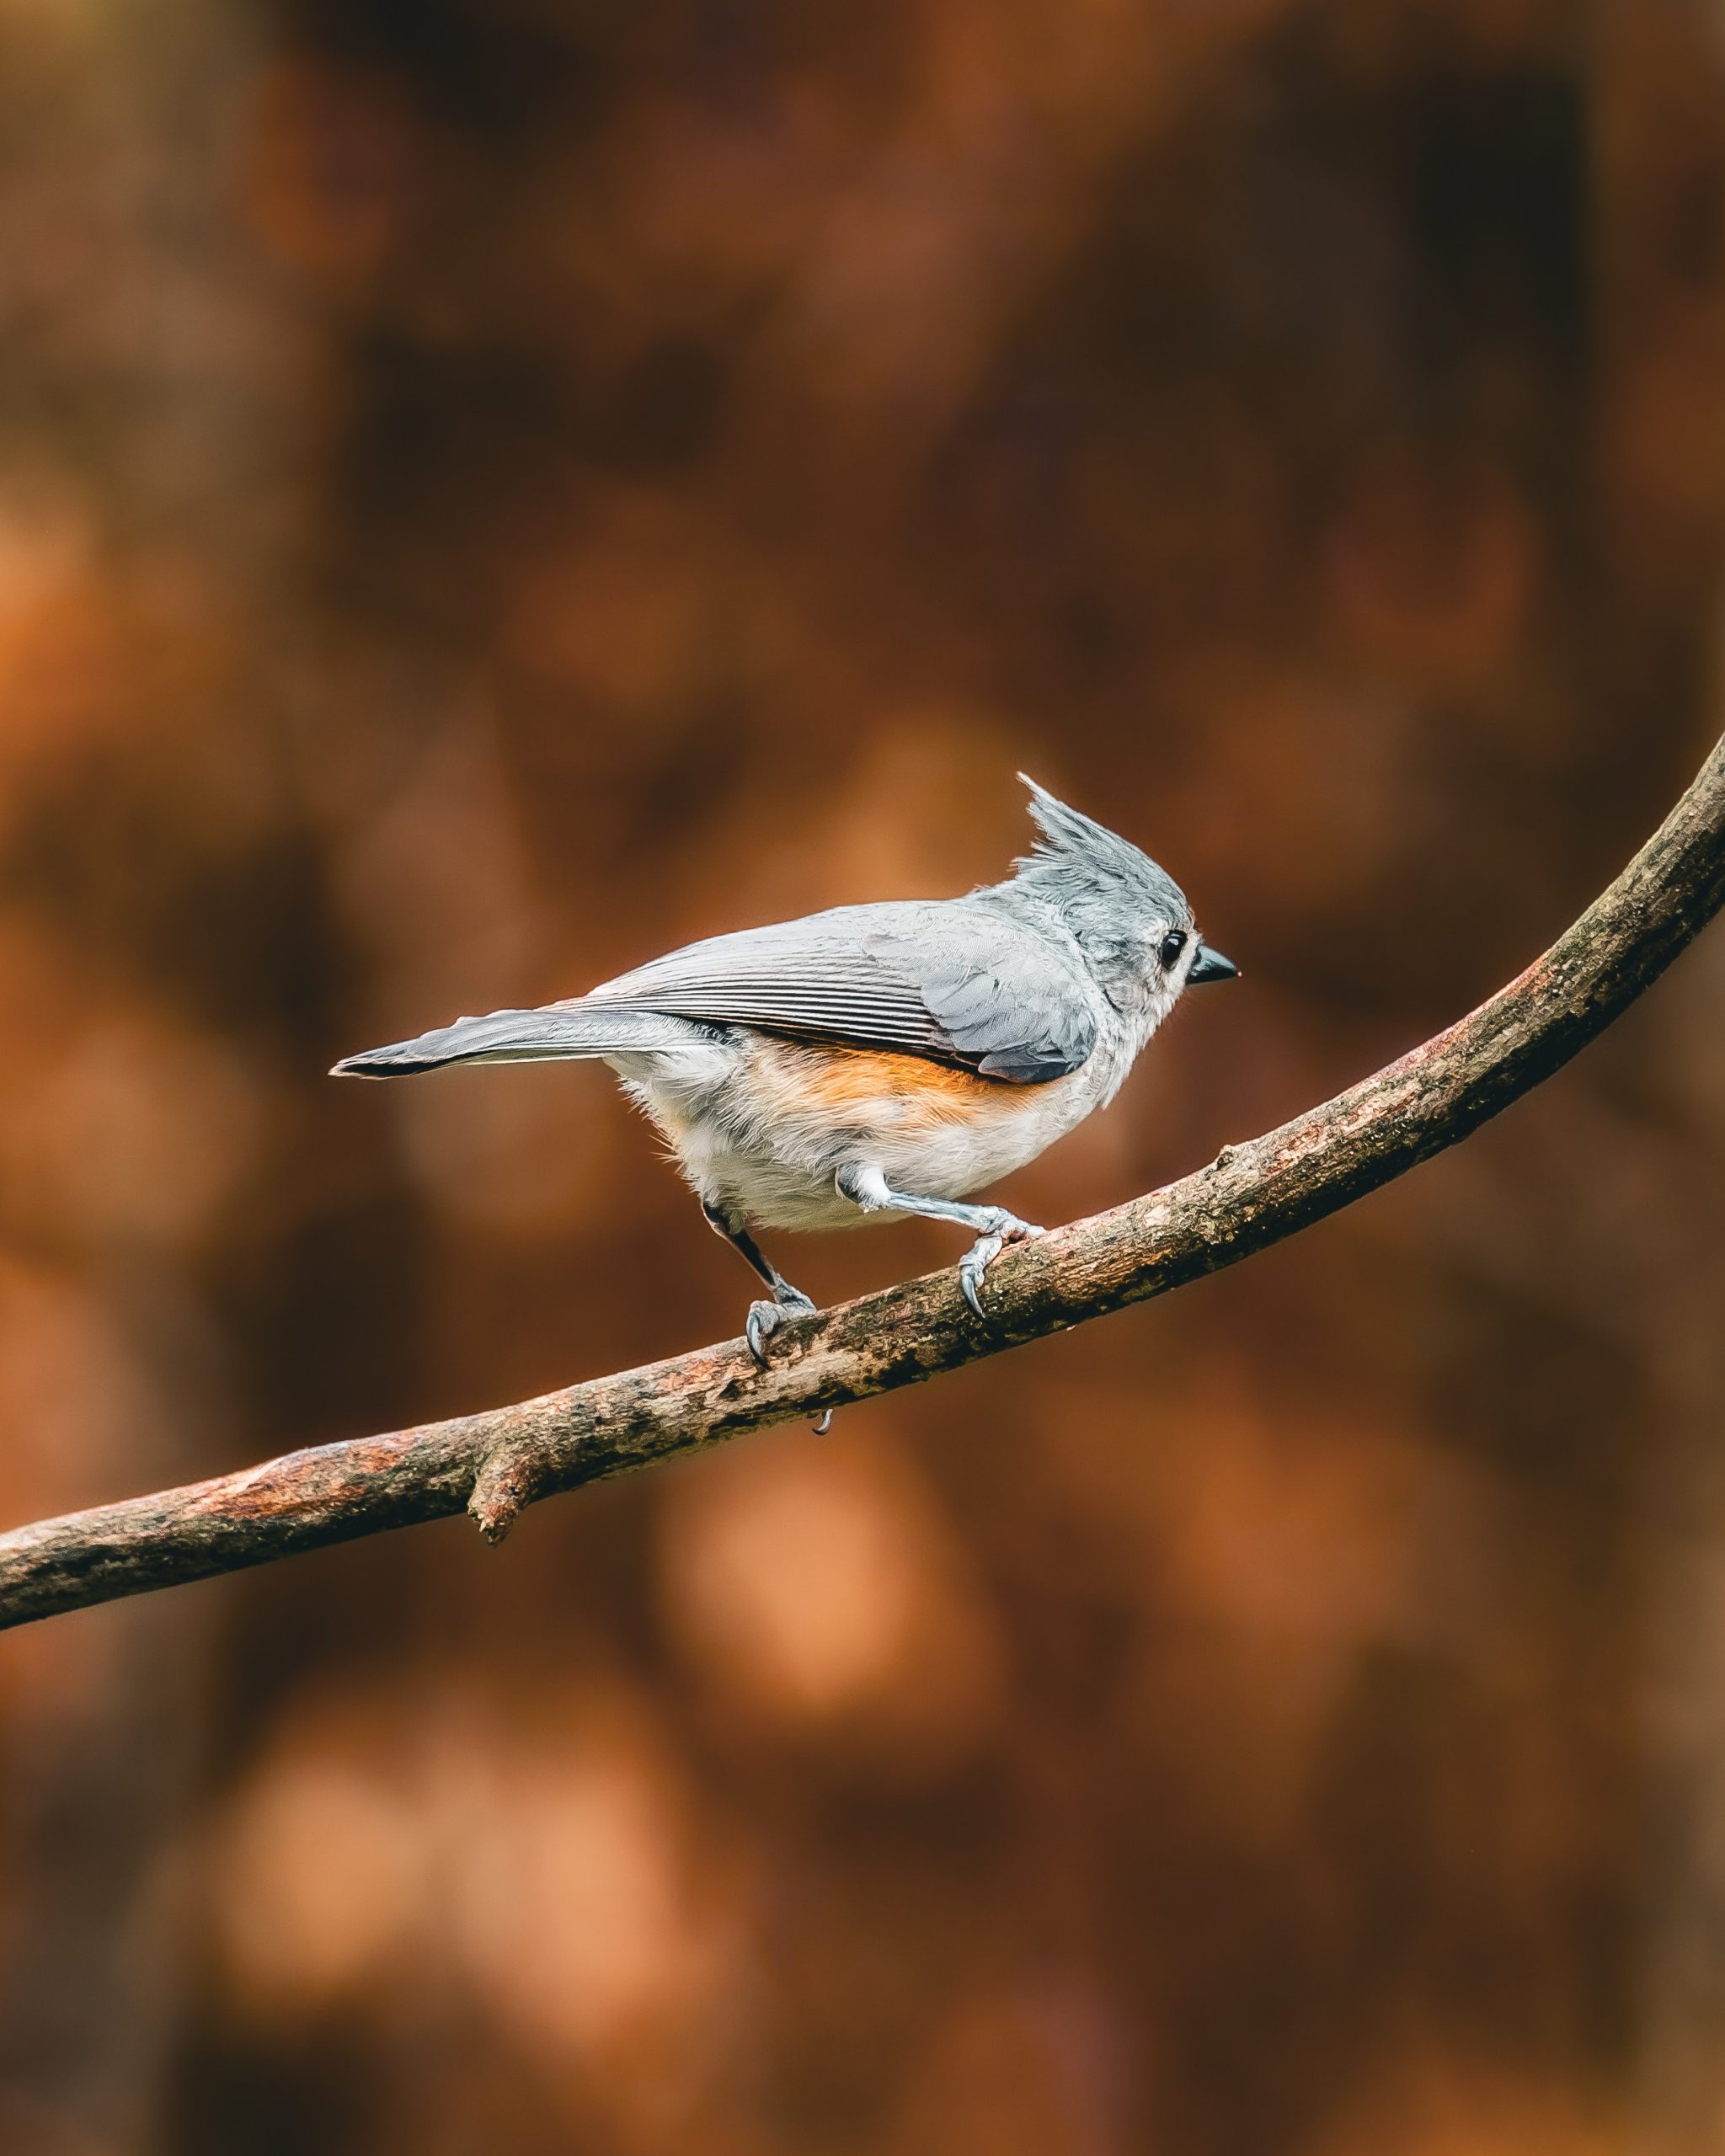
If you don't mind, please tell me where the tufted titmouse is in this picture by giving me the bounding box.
[333,776,1236,1358]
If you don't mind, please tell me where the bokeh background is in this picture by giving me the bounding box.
[3,2,1724,2151]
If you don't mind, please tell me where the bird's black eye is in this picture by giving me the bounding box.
[1157,930,1188,970]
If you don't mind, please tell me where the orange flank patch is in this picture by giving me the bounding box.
[746,1038,1046,1131]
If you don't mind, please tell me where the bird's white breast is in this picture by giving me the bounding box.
[608,1017,1146,1233]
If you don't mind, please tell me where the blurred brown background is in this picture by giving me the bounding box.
[2,2,1724,2151]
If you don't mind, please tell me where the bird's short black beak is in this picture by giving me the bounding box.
[1188,942,1239,985]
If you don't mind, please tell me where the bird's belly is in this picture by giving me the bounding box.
[625,1036,1095,1233]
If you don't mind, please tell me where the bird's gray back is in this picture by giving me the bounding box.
[580,895,1103,1084]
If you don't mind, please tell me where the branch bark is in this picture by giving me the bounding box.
[4,735,1723,1632]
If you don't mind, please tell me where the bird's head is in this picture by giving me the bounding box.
[1007,775,1237,1022]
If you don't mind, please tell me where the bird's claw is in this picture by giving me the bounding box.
[745,1286,818,1369]
[959,1212,1044,1320]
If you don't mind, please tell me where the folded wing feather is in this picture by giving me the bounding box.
[582,900,1097,1084]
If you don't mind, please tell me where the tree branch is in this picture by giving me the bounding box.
[4,735,1723,1632]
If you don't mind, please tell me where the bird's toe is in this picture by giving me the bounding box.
[960,1214,1044,1317]
[959,1234,1006,1318]
[745,1289,817,1368]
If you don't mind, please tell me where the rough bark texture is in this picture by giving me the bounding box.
[2,732,1722,1633]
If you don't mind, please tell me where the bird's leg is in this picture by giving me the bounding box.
[702,1200,820,1374]
[835,1166,1044,1320]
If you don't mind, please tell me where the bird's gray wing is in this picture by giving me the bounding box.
[579,902,1098,1084]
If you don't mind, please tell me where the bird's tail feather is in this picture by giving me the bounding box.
[330,1003,703,1077]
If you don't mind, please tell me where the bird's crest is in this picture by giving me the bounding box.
[1011,775,1191,928]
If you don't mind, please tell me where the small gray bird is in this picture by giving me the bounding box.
[333,776,1236,1357]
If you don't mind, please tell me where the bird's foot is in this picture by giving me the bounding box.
[959,1211,1044,1320]
[745,1284,818,1369]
